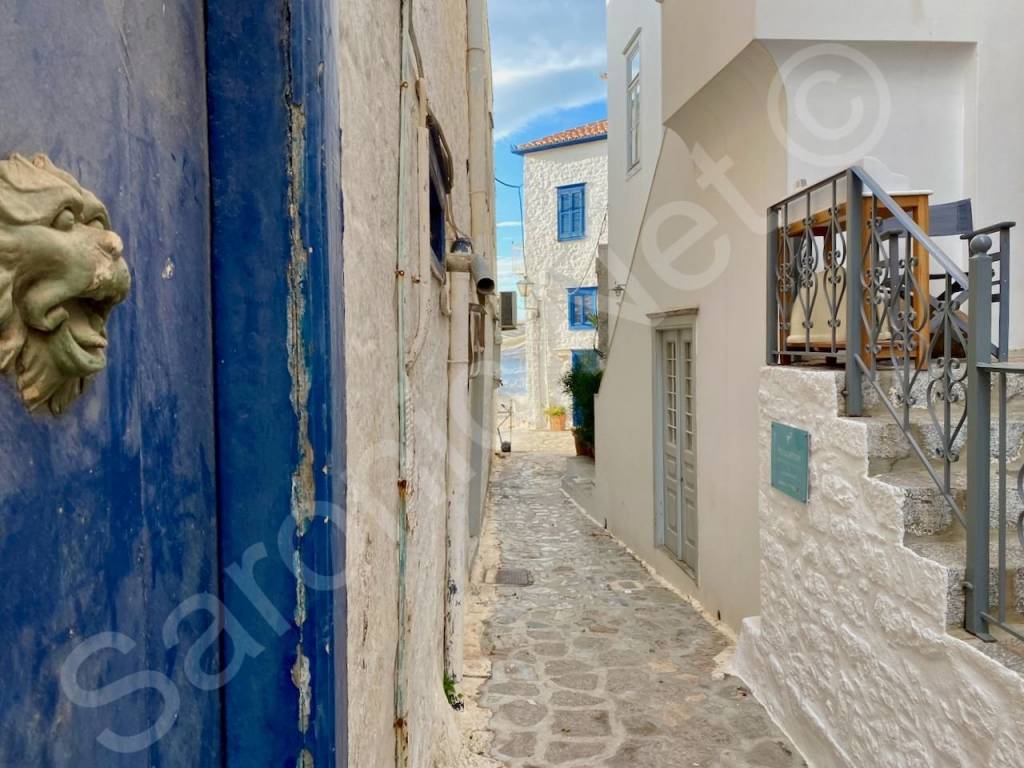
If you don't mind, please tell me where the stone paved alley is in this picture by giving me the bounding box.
[461,433,805,767]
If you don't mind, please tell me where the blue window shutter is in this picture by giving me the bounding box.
[558,198,571,239]
[572,187,585,238]
[557,184,586,240]
[577,187,585,237]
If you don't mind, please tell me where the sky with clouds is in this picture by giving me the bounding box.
[489,0,608,293]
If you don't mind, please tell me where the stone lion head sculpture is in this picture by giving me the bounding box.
[0,154,130,415]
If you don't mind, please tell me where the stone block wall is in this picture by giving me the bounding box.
[736,367,1024,767]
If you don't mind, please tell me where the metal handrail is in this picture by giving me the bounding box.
[851,167,970,287]
[768,167,1019,644]
[769,167,970,286]
[966,239,1023,643]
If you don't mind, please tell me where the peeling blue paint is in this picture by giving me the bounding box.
[207,0,345,765]
[0,2,345,764]
[0,2,220,764]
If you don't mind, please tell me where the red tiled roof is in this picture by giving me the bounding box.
[512,120,608,155]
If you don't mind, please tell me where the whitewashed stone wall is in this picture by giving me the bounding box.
[523,140,607,429]
[340,0,497,765]
[735,367,1024,768]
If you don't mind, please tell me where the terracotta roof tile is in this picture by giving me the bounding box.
[512,119,608,155]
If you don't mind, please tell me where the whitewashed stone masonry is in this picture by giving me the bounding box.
[736,366,1024,768]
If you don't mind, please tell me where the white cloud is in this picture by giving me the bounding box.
[489,0,607,140]
[497,250,526,279]
[496,220,523,229]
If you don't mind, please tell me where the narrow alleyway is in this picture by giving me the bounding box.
[463,434,805,767]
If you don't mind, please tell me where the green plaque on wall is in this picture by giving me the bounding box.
[771,422,810,503]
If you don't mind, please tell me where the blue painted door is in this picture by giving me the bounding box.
[0,4,221,765]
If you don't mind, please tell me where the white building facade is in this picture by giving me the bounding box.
[599,1,1024,766]
[515,122,608,430]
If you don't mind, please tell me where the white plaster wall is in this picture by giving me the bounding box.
[339,0,496,765]
[595,43,786,631]
[660,0,976,121]
[523,140,608,429]
[764,41,972,201]
[735,367,1024,767]
[606,0,663,317]
[338,1,400,762]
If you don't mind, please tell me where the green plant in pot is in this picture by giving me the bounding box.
[560,363,603,457]
[544,404,567,432]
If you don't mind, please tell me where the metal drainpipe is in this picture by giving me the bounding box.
[467,0,498,556]
[445,242,473,683]
[466,0,490,247]
[446,0,489,680]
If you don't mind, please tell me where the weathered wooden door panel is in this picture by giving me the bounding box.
[0,3,220,765]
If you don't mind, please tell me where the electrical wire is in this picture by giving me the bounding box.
[570,210,607,292]
[496,176,528,276]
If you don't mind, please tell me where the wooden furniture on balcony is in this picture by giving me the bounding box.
[781,191,933,369]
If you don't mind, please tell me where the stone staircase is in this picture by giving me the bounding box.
[850,366,1024,664]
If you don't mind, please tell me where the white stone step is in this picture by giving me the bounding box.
[905,533,1024,628]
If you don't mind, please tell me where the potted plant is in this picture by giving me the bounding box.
[544,405,567,432]
[560,363,603,457]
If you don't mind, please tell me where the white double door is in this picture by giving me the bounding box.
[658,326,698,571]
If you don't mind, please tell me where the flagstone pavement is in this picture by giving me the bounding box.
[461,434,805,768]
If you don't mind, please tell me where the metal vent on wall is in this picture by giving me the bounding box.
[500,291,518,330]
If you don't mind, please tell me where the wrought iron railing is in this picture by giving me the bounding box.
[767,167,1017,642]
[966,239,1022,642]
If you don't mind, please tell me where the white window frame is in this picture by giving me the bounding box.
[625,33,641,174]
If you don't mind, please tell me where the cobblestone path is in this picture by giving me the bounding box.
[464,442,804,768]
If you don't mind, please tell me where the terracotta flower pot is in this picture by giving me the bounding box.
[549,413,566,432]
[572,430,595,458]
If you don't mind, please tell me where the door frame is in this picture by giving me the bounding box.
[651,308,698,581]
[206,2,345,765]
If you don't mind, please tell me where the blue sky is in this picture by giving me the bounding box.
[489,0,608,293]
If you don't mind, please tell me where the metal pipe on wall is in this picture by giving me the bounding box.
[445,245,473,683]
[393,0,421,763]
[464,0,496,577]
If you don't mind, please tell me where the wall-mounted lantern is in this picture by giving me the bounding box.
[516,275,533,300]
